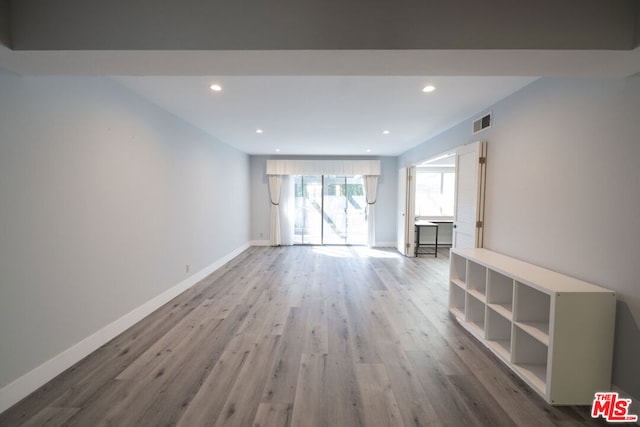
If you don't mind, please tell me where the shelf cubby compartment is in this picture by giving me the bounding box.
[486,269,514,321]
[449,283,466,320]
[485,307,512,362]
[513,324,548,395]
[513,281,550,346]
[465,293,485,338]
[449,248,616,405]
[466,261,487,302]
[450,252,467,288]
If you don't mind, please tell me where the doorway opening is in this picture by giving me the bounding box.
[397,141,486,256]
[414,153,456,251]
[293,175,367,245]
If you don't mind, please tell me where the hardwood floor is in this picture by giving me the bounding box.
[0,246,607,426]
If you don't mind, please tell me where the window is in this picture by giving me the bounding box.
[415,168,455,218]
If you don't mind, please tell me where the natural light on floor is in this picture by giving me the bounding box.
[310,246,401,259]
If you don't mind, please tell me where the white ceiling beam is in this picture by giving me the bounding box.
[2,48,640,78]
[8,0,637,51]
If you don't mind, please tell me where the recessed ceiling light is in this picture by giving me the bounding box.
[366,149,371,153]
[209,84,222,92]
[422,85,436,93]
[256,129,263,134]
[275,148,281,152]
[382,130,390,135]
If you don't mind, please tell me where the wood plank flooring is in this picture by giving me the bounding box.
[0,246,607,426]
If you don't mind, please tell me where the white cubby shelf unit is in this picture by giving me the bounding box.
[449,248,616,405]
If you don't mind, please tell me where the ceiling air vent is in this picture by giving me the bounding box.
[472,113,491,134]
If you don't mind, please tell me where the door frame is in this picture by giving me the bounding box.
[397,166,416,256]
[398,141,486,255]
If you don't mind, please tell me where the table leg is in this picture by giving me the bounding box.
[434,225,438,257]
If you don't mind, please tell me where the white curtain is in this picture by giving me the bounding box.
[363,175,379,247]
[279,175,295,245]
[268,175,282,246]
[267,159,380,176]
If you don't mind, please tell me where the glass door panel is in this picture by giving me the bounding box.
[322,176,347,244]
[345,176,366,245]
[293,175,322,244]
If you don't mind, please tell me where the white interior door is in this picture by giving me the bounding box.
[397,167,407,254]
[397,167,416,256]
[453,141,487,248]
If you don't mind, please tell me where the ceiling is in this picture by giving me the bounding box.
[3,48,639,156]
[113,75,537,156]
[1,0,639,157]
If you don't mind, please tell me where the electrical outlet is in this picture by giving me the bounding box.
[185,264,190,273]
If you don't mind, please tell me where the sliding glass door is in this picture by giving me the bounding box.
[294,175,366,245]
[345,176,367,245]
[293,176,323,244]
[323,176,366,244]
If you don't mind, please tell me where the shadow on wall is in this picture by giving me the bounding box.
[0,0,10,48]
[612,301,640,400]
[636,3,640,48]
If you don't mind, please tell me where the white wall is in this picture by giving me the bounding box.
[373,157,398,245]
[0,75,250,393]
[400,75,640,400]
[250,156,397,246]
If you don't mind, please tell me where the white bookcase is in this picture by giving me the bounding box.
[449,248,616,405]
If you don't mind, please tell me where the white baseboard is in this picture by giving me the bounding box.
[0,242,250,415]
[250,240,272,246]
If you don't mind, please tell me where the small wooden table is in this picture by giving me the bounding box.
[415,221,439,257]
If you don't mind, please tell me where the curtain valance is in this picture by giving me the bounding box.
[266,159,381,176]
